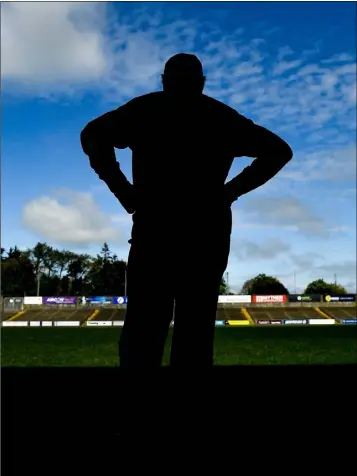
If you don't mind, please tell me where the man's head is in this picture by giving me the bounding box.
[161,53,206,98]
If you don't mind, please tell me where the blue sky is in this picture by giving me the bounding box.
[2,1,356,293]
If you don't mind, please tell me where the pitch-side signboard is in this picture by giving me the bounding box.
[283,319,308,325]
[86,296,112,305]
[323,294,356,302]
[288,294,321,302]
[218,295,251,303]
[43,296,76,305]
[256,319,283,325]
[342,319,357,325]
[252,295,287,303]
[112,296,128,305]
[24,296,43,305]
[86,321,112,326]
[226,320,250,326]
[53,321,80,327]
[309,319,335,325]
[2,321,29,327]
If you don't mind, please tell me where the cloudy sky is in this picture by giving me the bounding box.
[2,1,356,293]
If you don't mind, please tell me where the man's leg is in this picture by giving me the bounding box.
[170,208,232,367]
[119,240,174,368]
[171,285,220,367]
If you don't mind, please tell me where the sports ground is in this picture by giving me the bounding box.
[1,305,356,366]
[1,303,356,326]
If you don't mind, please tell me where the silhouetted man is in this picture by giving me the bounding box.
[80,53,293,368]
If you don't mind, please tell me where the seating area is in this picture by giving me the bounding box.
[320,307,356,320]
[248,307,322,322]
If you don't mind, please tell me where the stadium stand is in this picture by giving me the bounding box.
[216,307,248,321]
[90,308,126,321]
[1,310,18,321]
[320,307,356,320]
[248,307,322,322]
[22,308,92,323]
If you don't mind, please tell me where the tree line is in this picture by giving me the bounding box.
[1,242,126,297]
[239,274,348,296]
[1,242,349,297]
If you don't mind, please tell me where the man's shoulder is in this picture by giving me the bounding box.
[202,95,248,122]
[125,91,164,110]
[202,94,235,113]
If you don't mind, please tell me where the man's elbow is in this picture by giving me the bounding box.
[257,126,293,165]
[80,121,97,156]
[282,142,293,164]
[261,141,293,170]
[275,138,293,167]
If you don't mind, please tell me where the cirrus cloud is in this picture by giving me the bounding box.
[2,2,356,151]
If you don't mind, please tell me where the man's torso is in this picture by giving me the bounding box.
[122,92,239,211]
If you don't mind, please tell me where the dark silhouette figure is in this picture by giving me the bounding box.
[80,53,293,368]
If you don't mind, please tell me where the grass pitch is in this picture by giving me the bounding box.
[1,325,356,366]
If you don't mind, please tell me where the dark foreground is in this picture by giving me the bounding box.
[3,326,356,471]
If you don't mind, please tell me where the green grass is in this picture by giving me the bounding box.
[1,325,357,366]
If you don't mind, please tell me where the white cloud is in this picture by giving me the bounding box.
[329,226,353,233]
[288,252,324,272]
[233,238,290,261]
[321,53,355,65]
[241,195,327,237]
[21,190,129,246]
[1,3,108,94]
[280,146,356,182]
[314,260,357,281]
[273,59,302,76]
[110,213,133,227]
[2,2,356,150]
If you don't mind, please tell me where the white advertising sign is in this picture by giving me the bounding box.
[218,295,251,303]
[53,321,80,327]
[309,319,335,325]
[253,295,287,303]
[2,321,29,327]
[86,321,112,326]
[24,296,43,305]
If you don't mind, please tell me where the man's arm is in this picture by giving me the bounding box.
[224,114,293,204]
[80,103,136,214]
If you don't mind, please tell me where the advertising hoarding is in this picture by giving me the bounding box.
[43,296,77,305]
[252,295,287,303]
[256,319,283,325]
[323,294,356,302]
[112,296,128,305]
[308,319,335,325]
[218,295,251,303]
[2,321,29,327]
[283,319,308,325]
[53,321,80,327]
[24,296,43,305]
[86,321,112,326]
[288,294,321,302]
[86,296,112,305]
[226,320,250,326]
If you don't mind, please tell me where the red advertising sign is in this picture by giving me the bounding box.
[252,295,287,303]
